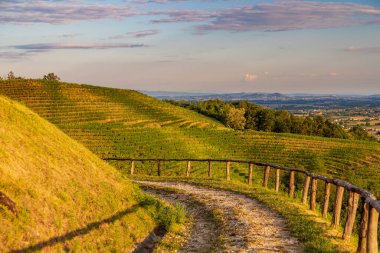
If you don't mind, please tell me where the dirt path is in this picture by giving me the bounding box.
[136,181,302,253]
[141,185,219,253]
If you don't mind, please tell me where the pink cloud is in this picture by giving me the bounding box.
[244,73,258,82]
[109,30,160,39]
[14,43,146,51]
[0,1,136,24]
[149,1,380,33]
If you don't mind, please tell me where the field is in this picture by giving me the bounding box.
[1,79,380,198]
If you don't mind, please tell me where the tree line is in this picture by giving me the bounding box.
[167,99,376,141]
[0,71,60,81]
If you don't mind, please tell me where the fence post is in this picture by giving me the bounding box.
[289,171,295,198]
[248,162,253,185]
[208,160,212,177]
[357,201,369,253]
[226,161,231,181]
[322,182,331,219]
[130,160,135,175]
[301,175,311,204]
[343,191,359,240]
[310,178,318,211]
[186,161,191,177]
[275,169,280,192]
[157,160,161,176]
[332,186,344,227]
[367,206,379,253]
[263,166,270,187]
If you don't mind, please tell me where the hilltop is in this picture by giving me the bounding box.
[1,79,380,197]
[0,95,159,252]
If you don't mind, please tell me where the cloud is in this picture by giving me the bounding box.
[127,0,230,4]
[3,0,380,32]
[149,1,380,33]
[1,41,146,59]
[59,33,82,38]
[0,51,32,60]
[244,73,257,82]
[13,43,146,51]
[0,1,136,25]
[128,0,186,3]
[150,9,213,23]
[109,29,160,39]
[344,46,380,54]
[128,0,226,4]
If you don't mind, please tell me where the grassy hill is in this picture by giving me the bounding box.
[1,79,380,197]
[0,95,161,252]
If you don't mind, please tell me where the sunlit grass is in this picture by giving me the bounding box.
[0,96,162,252]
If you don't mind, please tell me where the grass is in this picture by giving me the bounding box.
[138,192,187,232]
[0,79,379,198]
[138,183,224,252]
[136,189,189,252]
[0,95,183,252]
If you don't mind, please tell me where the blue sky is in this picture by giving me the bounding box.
[1,0,380,94]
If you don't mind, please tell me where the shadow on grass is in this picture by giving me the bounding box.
[10,204,140,253]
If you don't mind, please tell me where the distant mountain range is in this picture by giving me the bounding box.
[141,91,380,109]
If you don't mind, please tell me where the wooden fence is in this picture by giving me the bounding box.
[103,158,380,253]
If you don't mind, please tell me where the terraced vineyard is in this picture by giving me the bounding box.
[1,79,380,197]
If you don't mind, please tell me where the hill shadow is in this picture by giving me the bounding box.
[10,204,140,253]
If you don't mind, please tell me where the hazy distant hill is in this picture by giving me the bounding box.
[143,91,380,109]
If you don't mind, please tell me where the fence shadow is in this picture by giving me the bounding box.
[10,204,140,253]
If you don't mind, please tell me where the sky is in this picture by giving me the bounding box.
[1,0,380,94]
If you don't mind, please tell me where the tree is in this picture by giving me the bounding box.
[313,115,325,136]
[225,106,246,130]
[256,109,275,132]
[43,73,60,81]
[323,121,348,139]
[349,125,376,141]
[7,71,15,80]
[273,110,291,133]
[244,109,258,130]
[193,99,226,122]
[234,101,261,130]
[290,116,303,134]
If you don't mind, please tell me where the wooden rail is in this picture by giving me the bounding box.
[104,157,380,252]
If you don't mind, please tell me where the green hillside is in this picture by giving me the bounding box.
[0,95,159,252]
[1,79,380,196]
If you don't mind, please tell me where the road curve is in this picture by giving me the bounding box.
[136,180,302,253]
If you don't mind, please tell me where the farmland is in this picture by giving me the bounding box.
[0,79,380,197]
[289,107,380,141]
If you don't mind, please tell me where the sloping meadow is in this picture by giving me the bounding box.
[0,96,159,252]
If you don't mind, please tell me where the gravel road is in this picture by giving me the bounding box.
[136,181,302,253]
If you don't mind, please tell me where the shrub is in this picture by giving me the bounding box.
[43,73,60,81]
